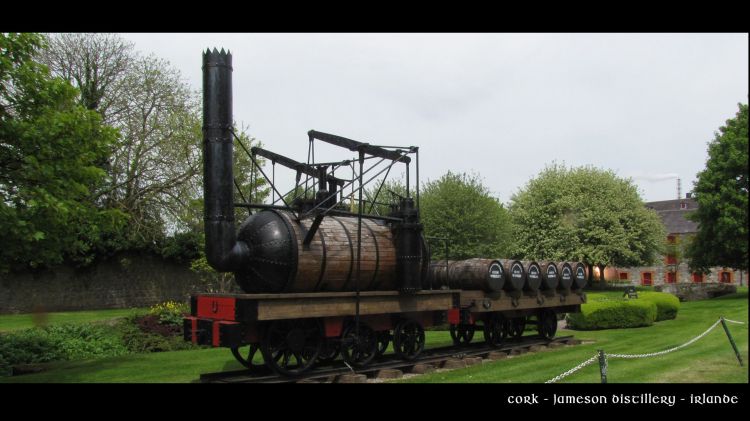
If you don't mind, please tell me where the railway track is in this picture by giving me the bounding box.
[199,335,580,383]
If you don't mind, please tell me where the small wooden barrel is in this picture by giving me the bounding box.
[556,262,574,290]
[522,260,542,292]
[501,259,525,292]
[570,262,588,290]
[539,261,560,290]
[427,258,504,292]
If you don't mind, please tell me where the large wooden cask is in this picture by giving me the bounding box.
[233,210,422,293]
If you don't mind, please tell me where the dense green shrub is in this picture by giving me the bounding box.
[0,323,129,375]
[638,292,680,321]
[566,299,657,330]
[0,312,199,376]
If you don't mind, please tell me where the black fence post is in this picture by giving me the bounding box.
[720,317,744,366]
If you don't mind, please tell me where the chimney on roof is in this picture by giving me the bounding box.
[686,192,692,199]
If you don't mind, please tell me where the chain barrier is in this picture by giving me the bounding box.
[545,316,745,383]
[608,319,721,359]
[545,353,599,383]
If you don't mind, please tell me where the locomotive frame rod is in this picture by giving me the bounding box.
[308,130,411,163]
[251,146,347,187]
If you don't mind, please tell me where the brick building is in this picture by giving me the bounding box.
[608,196,743,286]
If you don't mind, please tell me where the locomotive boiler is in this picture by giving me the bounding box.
[185,48,586,377]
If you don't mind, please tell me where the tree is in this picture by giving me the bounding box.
[37,33,134,122]
[420,172,512,260]
[0,33,123,271]
[686,103,748,272]
[508,164,665,281]
[40,34,270,254]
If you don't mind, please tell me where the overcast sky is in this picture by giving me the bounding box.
[122,33,748,204]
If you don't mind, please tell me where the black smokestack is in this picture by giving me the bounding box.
[203,48,248,271]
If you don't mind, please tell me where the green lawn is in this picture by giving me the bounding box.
[0,308,147,332]
[1,289,746,383]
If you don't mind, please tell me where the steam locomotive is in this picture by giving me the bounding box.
[183,49,587,376]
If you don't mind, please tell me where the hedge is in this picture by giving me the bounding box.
[638,291,680,321]
[566,299,657,330]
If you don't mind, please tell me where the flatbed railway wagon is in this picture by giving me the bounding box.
[184,48,585,377]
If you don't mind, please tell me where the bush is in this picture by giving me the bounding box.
[638,291,680,321]
[0,323,129,375]
[148,301,189,326]
[566,299,657,330]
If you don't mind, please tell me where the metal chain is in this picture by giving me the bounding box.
[608,319,722,359]
[545,353,599,383]
[545,317,742,383]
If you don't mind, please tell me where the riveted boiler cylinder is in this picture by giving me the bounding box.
[427,258,505,292]
[233,210,412,293]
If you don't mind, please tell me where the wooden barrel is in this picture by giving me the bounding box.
[501,259,525,292]
[235,210,405,293]
[522,260,542,291]
[427,258,504,292]
[570,261,588,290]
[556,262,573,290]
[539,261,560,290]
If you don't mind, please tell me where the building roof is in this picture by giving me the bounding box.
[645,198,699,235]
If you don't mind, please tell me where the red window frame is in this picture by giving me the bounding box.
[692,272,704,283]
[641,272,653,286]
[619,272,629,281]
[665,272,677,283]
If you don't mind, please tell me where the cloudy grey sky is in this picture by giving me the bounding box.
[122,33,748,203]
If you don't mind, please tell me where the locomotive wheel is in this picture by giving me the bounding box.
[230,344,266,373]
[340,322,378,367]
[375,331,390,357]
[393,319,425,361]
[483,314,508,348]
[537,309,558,339]
[260,319,322,377]
[316,339,340,364]
[449,323,475,345]
[509,317,526,339]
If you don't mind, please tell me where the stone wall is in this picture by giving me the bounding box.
[0,253,206,314]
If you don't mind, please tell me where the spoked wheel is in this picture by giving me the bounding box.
[393,319,425,361]
[483,313,508,348]
[375,331,390,357]
[230,344,267,373]
[537,309,558,339]
[509,317,526,339]
[316,339,340,364]
[340,322,378,367]
[449,323,475,345]
[260,319,322,377]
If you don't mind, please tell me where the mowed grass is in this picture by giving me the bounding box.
[1,288,746,383]
[0,308,147,332]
